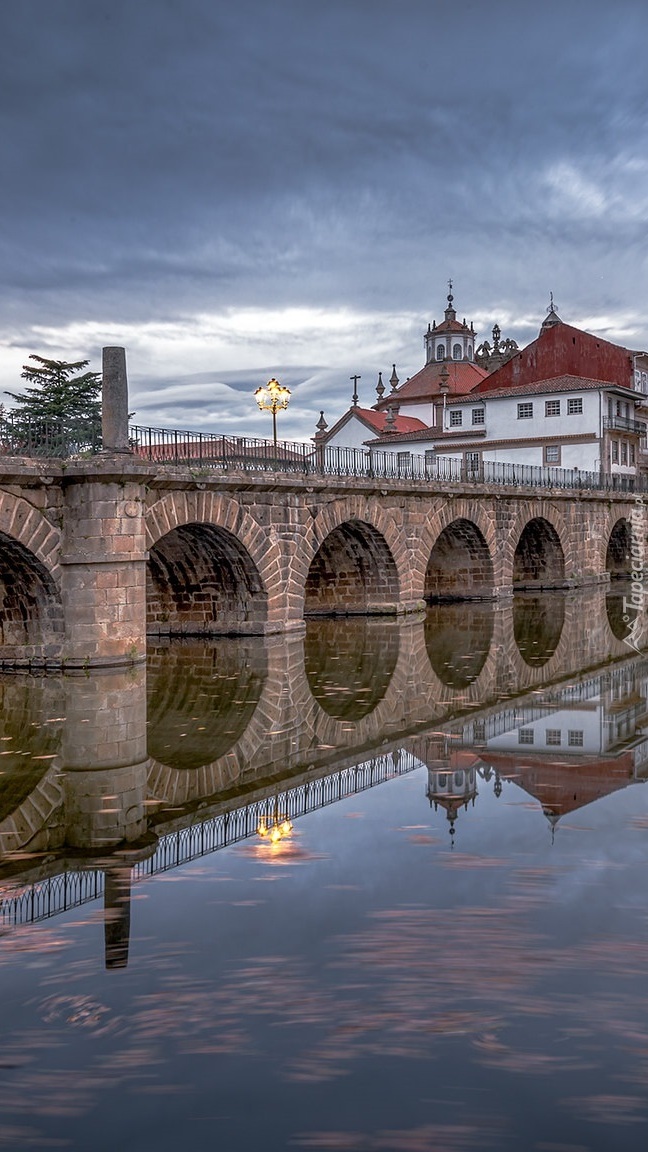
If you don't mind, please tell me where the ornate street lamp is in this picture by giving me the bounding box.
[254,377,291,455]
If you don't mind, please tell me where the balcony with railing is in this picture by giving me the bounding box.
[603,415,647,439]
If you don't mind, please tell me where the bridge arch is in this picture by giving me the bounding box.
[147,637,267,771]
[145,492,273,634]
[304,617,399,719]
[304,513,401,616]
[606,517,632,579]
[513,591,566,667]
[408,501,497,604]
[0,532,63,657]
[424,517,494,600]
[0,492,62,662]
[424,601,494,688]
[512,515,566,588]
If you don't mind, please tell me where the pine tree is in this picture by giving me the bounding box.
[3,355,101,455]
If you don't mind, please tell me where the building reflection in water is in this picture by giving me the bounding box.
[0,591,647,965]
[424,655,648,842]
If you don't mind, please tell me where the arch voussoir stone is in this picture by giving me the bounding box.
[0,493,61,575]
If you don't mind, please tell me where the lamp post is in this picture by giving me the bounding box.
[254,377,291,456]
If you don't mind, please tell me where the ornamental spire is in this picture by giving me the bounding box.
[445,279,456,322]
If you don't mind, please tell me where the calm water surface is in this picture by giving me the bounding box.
[1,589,648,1151]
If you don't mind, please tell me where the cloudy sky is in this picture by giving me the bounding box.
[2,0,648,441]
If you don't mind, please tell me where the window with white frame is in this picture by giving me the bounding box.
[472,408,485,425]
[436,345,444,360]
[567,397,583,414]
[545,399,560,416]
[518,729,534,744]
[424,449,436,467]
[544,445,561,464]
[630,443,636,465]
[449,410,462,427]
[568,730,584,747]
[612,440,619,463]
[453,344,462,360]
[621,441,628,465]
[517,402,533,419]
[546,729,561,746]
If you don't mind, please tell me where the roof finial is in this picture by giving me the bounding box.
[350,374,361,408]
[376,371,385,400]
[541,293,563,332]
[444,281,456,322]
[390,363,399,392]
[316,410,327,434]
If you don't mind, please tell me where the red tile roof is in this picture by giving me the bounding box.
[452,374,635,402]
[433,318,471,334]
[376,360,488,406]
[356,407,427,433]
[318,406,427,444]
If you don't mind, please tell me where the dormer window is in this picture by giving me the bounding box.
[436,345,445,361]
[453,343,462,360]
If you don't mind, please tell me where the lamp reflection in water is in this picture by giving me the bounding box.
[257,797,293,845]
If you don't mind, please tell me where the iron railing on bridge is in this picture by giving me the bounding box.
[127,425,648,494]
[0,413,101,458]
[1,414,647,494]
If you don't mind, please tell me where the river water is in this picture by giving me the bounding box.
[1,588,648,1151]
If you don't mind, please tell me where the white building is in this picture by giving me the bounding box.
[315,290,648,480]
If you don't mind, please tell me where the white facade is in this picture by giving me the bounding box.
[366,383,647,478]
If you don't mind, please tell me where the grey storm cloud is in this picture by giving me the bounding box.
[2,0,648,438]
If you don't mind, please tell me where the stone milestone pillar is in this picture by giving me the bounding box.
[102,346,131,454]
[60,346,152,667]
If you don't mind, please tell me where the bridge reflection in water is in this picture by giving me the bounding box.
[0,586,647,965]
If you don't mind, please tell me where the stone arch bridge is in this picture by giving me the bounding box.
[0,454,643,667]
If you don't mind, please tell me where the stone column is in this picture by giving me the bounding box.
[102,346,131,454]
